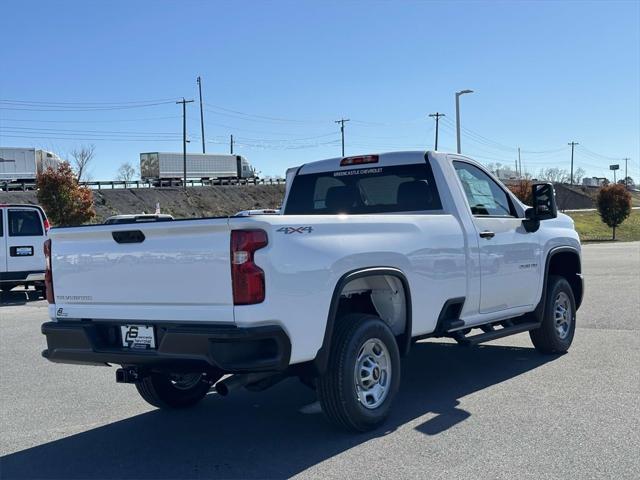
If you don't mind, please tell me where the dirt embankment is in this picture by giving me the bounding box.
[0,185,286,223]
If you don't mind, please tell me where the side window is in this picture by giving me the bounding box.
[0,210,3,237]
[8,209,44,237]
[453,162,514,217]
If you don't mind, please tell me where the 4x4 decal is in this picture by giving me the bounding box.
[276,226,313,234]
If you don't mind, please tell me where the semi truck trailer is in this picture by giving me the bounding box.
[140,152,256,183]
[0,148,62,183]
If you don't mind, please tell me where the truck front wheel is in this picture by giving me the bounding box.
[530,275,576,354]
[317,314,401,432]
[135,372,214,409]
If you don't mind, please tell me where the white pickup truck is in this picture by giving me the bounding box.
[42,151,583,431]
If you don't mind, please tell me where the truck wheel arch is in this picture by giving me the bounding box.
[313,267,412,375]
[535,247,583,322]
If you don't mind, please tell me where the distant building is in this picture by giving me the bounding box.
[582,177,607,187]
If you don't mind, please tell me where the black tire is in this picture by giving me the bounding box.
[317,314,401,432]
[530,275,576,354]
[135,372,213,409]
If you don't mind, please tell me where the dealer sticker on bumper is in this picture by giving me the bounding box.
[121,325,156,349]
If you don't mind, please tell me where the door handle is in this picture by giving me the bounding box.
[479,230,495,239]
[112,230,145,244]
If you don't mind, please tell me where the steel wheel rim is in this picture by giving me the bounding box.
[354,338,391,409]
[170,373,203,390]
[554,291,572,340]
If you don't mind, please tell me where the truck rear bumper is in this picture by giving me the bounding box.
[41,321,291,373]
[0,270,45,283]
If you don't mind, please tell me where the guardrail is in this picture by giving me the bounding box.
[1,178,285,192]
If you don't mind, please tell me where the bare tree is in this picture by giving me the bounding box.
[70,144,96,182]
[573,167,586,185]
[537,167,570,184]
[116,162,137,182]
[485,162,518,179]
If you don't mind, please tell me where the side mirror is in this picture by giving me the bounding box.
[531,182,558,220]
[523,182,557,232]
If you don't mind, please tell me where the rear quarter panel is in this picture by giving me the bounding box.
[231,214,466,364]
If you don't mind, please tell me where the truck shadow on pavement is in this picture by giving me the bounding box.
[0,289,43,307]
[0,341,555,479]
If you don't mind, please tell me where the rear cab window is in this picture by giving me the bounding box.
[284,162,442,215]
[8,209,44,236]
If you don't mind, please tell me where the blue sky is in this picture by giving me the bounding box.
[1,0,638,182]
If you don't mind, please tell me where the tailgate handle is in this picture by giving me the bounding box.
[112,230,145,244]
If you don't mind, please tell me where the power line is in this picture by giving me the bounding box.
[0,101,178,112]
[205,103,327,124]
[578,145,626,161]
[0,134,181,142]
[0,115,182,124]
[232,132,339,143]
[1,126,181,136]
[440,116,516,153]
[0,97,180,106]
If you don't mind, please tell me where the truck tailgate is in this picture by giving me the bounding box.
[49,219,234,323]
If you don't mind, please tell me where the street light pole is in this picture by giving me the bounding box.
[455,89,473,154]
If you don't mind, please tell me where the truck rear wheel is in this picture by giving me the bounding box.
[135,372,213,409]
[317,314,401,432]
[530,275,576,354]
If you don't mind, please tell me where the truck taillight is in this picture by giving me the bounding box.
[44,239,54,304]
[340,154,379,166]
[231,230,268,305]
[43,218,50,233]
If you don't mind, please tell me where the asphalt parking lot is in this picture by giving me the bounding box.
[1,242,638,479]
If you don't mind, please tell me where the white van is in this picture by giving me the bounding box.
[0,204,49,292]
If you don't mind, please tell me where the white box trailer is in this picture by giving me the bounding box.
[140,152,256,182]
[0,148,62,183]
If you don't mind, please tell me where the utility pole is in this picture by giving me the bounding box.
[518,147,522,178]
[623,157,630,188]
[568,141,579,185]
[176,97,194,189]
[335,118,350,157]
[230,134,234,154]
[428,112,445,150]
[196,76,206,154]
